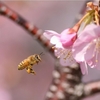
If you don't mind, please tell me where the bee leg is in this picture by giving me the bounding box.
[26,65,32,73]
[26,66,36,75]
[30,69,36,75]
[26,67,31,74]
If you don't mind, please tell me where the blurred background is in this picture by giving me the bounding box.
[0,0,100,100]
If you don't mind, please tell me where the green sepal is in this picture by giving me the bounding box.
[83,11,94,27]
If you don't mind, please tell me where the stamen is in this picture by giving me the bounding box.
[96,39,100,51]
[58,50,65,57]
[63,50,71,59]
[54,47,66,58]
[95,50,98,62]
[88,40,97,57]
[95,38,100,62]
[63,50,75,63]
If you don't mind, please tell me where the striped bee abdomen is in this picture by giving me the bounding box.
[18,59,29,70]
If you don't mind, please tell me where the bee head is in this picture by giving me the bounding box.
[34,54,42,64]
[33,52,43,64]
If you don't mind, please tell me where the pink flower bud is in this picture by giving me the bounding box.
[60,29,77,48]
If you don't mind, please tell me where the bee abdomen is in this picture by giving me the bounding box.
[18,61,26,70]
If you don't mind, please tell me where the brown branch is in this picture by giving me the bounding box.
[45,61,83,100]
[0,2,55,58]
[83,81,100,97]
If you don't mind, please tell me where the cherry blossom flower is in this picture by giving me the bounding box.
[72,24,100,74]
[43,2,100,74]
[43,29,77,66]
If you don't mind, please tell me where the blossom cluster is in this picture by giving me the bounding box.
[43,2,100,74]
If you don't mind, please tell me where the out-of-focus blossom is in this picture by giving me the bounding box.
[43,29,77,66]
[72,24,100,74]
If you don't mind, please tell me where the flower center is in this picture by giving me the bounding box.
[63,50,72,59]
[52,46,75,64]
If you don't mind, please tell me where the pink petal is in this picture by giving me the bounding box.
[43,30,60,40]
[80,62,88,75]
[94,52,100,70]
[56,42,63,48]
[84,24,100,37]
[59,58,71,66]
[54,48,63,57]
[72,24,100,62]
[50,36,63,48]
[50,36,60,44]
[87,58,96,68]
[87,50,100,68]
[59,50,76,66]
[77,24,100,43]
[84,42,96,61]
[72,42,90,62]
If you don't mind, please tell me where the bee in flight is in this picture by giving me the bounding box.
[18,52,43,75]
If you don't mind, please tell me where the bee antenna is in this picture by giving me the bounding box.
[39,52,44,56]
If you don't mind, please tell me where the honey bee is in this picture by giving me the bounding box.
[18,52,43,75]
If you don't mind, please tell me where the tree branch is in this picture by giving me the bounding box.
[45,61,83,100]
[83,81,100,97]
[0,2,55,58]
